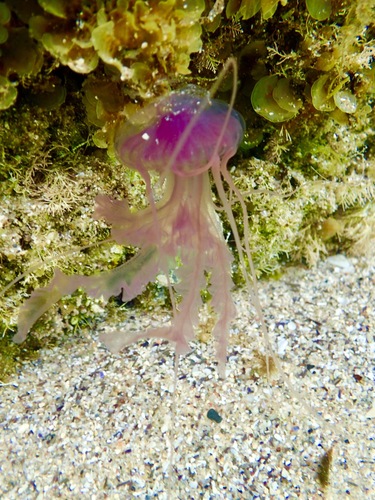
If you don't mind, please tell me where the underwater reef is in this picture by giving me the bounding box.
[0,0,374,378]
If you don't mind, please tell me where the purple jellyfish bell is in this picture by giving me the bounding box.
[115,88,245,178]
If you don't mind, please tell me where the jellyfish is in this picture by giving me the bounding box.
[13,59,259,378]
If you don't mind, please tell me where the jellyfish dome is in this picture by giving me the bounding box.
[116,88,245,177]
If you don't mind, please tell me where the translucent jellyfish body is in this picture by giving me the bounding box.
[15,87,245,377]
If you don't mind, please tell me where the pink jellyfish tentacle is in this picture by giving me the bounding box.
[211,145,278,378]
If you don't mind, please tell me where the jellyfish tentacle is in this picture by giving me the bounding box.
[209,235,237,379]
[15,246,160,344]
[15,269,83,344]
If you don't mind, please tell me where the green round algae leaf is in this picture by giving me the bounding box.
[227,0,261,20]
[330,107,349,126]
[83,77,125,127]
[240,128,264,152]
[66,47,99,74]
[0,2,11,24]
[204,13,221,32]
[311,74,335,111]
[262,0,280,20]
[38,0,67,18]
[0,76,17,110]
[41,32,72,58]
[0,24,8,44]
[29,14,50,41]
[130,62,153,89]
[306,0,331,21]
[92,129,109,149]
[272,78,302,113]
[251,75,298,122]
[3,27,43,76]
[41,29,98,74]
[30,81,67,109]
[333,90,357,114]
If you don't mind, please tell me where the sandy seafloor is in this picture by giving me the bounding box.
[0,254,374,499]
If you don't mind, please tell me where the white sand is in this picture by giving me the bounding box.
[0,255,374,499]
